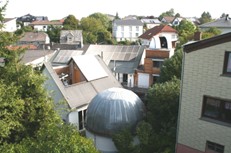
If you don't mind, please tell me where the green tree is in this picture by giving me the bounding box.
[176,19,197,45]
[112,128,135,153]
[146,77,180,153]
[88,12,110,30]
[63,14,79,30]
[80,17,112,44]
[158,49,183,83]
[202,27,221,39]
[159,8,175,20]
[46,25,62,43]
[0,3,98,152]
[199,11,212,24]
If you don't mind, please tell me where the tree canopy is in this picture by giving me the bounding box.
[199,11,213,24]
[63,14,79,30]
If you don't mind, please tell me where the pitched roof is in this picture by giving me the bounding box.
[138,25,177,40]
[52,50,84,65]
[114,19,143,26]
[199,17,231,28]
[183,32,231,53]
[21,50,55,65]
[29,20,63,26]
[162,16,175,23]
[42,55,122,109]
[141,18,161,24]
[84,45,145,73]
[4,18,16,23]
[19,32,48,42]
[60,30,83,43]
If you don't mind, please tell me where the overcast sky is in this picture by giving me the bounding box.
[2,0,230,20]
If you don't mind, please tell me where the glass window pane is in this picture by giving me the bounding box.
[204,98,220,118]
[227,53,231,72]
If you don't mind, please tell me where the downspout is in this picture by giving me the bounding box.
[175,49,186,153]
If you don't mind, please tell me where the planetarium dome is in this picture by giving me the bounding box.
[86,87,145,136]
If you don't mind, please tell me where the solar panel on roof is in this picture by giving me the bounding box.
[72,55,108,81]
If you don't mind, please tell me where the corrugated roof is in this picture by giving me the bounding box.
[42,55,122,109]
[138,25,177,40]
[85,45,145,73]
[52,50,83,64]
[114,19,143,26]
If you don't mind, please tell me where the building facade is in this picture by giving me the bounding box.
[112,19,143,42]
[176,32,231,153]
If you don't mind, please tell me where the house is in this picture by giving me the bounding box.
[176,32,231,153]
[141,18,161,29]
[41,54,122,131]
[135,48,169,88]
[138,25,178,57]
[16,14,48,26]
[84,45,146,89]
[29,20,63,31]
[199,14,231,34]
[2,18,17,32]
[60,30,83,48]
[112,19,143,42]
[161,16,184,26]
[18,32,50,48]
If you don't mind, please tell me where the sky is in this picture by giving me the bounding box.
[2,0,231,20]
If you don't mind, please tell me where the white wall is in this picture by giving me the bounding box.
[86,130,118,153]
[3,18,17,32]
[113,25,143,42]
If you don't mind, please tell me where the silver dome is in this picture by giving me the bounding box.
[86,87,145,136]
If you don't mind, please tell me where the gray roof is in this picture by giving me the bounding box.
[114,19,143,26]
[86,87,145,136]
[19,32,48,42]
[60,30,82,44]
[85,45,146,73]
[199,17,231,28]
[21,50,55,65]
[141,18,161,24]
[52,50,84,65]
[42,55,122,109]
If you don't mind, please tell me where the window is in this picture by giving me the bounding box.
[78,109,87,130]
[152,75,159,84]
[153,61,163,68]
[206,141,224,153]
[136,26,139,31]
[136,33,139,37]
[223,51,231,75]
[202,96,231,124]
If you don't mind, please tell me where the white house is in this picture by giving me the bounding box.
[2,18,17,32]
[112,19,143,42]
[138,25,178,57]
[29,20,63,31]
[42,55,122,131]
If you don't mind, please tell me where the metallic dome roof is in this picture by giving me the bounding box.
[86,87,145,136]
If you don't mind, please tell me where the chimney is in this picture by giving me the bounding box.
[194,31,202,41]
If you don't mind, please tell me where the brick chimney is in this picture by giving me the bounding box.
[194,31,202,41]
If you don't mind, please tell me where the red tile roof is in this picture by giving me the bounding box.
[138,25,177,40]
